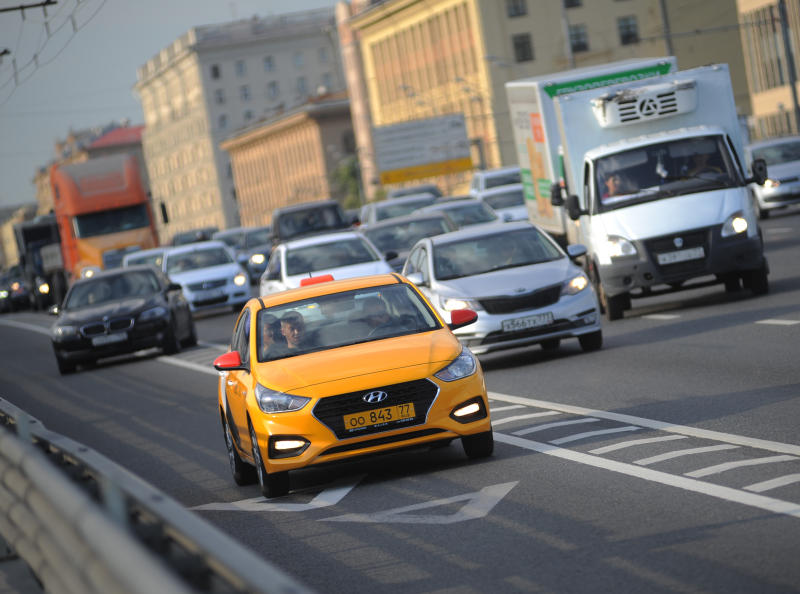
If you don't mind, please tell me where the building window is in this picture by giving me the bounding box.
[240,85,251,101]
[318,47,329,63]
[218,114,227,129]
[264,55,274,72]
[506,0,527,17]
[235,59,246,76]
[244,110,253,121]
[564,0,581,7]
[512,33,534,63]
[214,89,225,105]
[321,72,332,91]
[211,64,221,79]
[617,16,639,45]
[293,51,304,68]
[296,76,307,96]
[569,24,589,53]
[267,81,279,100]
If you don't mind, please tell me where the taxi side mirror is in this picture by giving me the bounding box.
[213,351,249,372]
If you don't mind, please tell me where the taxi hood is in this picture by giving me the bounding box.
[255,328,463,395]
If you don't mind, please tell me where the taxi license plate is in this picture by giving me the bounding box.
[343,403,416,431]
[502,312,554,333]
[656,246,705,265]
[91,332,127,346]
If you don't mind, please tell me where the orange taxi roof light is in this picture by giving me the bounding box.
[300,274,334,287]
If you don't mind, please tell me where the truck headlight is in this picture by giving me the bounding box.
[255,384,310,413]
[434,347,477,382]
[562,273,589,295]
[607,235,637,259]
[233,272,248,286]
[721,212,748,237]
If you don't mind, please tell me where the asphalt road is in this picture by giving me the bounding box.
[1,208,799,593]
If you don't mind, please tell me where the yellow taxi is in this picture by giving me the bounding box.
[213,273,493,498]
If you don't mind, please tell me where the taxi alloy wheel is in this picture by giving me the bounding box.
[462,430,494,459]
[223,419,256,486]
[249,423,290,499]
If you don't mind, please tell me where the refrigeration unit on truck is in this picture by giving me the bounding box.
[507,62,769,320]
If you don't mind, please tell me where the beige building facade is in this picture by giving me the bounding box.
[340,0,749,196]
[737,0,800,139]
[0,205,36,269]
[134,8,346,243]
[221,95,354,227]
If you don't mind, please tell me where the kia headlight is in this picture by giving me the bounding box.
[721,211,748,237]
[607,235,637,259]
[434,347,477,382]
[250,253,266,265]
[52,324,79,339]
[562,273,589,295]
[233,272,248,286]
[255,384,310,413]
[139,306,169,322]
[440,296,481,312]
[763,178,780,189]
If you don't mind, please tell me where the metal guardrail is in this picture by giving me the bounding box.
[0,397,315,594]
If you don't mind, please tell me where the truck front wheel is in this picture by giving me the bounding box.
[744,264,769,296]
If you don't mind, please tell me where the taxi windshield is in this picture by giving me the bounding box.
[256,283,441,361]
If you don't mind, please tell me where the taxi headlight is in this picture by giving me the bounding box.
[250,253,266,265]
[139,306,169,322]
[52,324,79,339]
[255,384,310,413]
[233,272,248,286]
[434,347,477,382]
[721,212,748,237]
[562,273,589,296]
[607,235,637,259]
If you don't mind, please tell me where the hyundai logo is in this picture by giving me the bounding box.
[673,237,684,249]
[362,390,388,404]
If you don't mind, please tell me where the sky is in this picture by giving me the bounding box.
[0,0,340,209]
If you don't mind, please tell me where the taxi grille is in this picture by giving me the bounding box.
[313,378,438,440]
[478,284,561,314]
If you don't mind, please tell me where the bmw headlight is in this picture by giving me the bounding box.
[139,306,169,322]
[606,235,637,259]
[250,253,266,265]
[562,273,589,295]
[440,296,481,312]
[721,211,748,237]
[255,384,310,413]
[233,272,248,286]
[434,347,477,382]
[52,324,79,339]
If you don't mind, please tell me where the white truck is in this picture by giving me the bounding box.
[506,61,769,320]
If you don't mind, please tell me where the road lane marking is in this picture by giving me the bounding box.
[756,319,800,326]
[490,411,560,426]
[493,433,800,520]
[634,444,739,466]
[157,356,218,376]
[488,392,800,456]
[642,314,681,320]
[685,455,798,478]
[550,426,641,445]
[589,435,688,455]
[512,417,600,436]
[489,404,526,412]
[745,474,800,493]
[322,482,517,525]
[0,319,51,336]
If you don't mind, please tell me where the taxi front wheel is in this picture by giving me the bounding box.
[462,430,494,459]
[249,424,290,498]
[223,418,256,486]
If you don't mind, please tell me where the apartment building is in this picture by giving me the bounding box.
[339,0,749,195]
[134,8,345,243]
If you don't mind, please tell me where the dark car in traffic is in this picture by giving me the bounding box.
[359,212,456,271]
[50,265,196,374]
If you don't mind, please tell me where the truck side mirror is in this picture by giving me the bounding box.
[550,182,565,206]
[747,158,768,186]
[565,195,584,221]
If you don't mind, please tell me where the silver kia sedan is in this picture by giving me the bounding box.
[401,222,602,355]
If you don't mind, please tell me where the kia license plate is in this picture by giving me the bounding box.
[502,312,554,333]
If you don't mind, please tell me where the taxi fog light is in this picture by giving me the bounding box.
[255,384,310,413]
[233,272,248,286]
[434,347,477,382]
[721,212,748,237]
[449,397,487,424]
[268,436,310,458]
[561,273,589,295]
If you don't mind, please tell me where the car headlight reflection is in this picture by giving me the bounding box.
[255,384,310,413]
[233,272,248,286]
[139,306,169,322]
[562,273,589,296]
[721,212,748,237]
[434,347,477,382]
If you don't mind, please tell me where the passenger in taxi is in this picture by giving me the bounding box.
[280,311,312,352]
[259,313,286,360]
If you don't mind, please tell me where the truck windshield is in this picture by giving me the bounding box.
[73,204,150,238]
[594,135,739,213]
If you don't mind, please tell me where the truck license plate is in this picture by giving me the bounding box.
[656,247,705,265]
[502,312,554,332]
[91,332,127,346]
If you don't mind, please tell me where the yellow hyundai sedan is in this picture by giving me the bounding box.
[213,273,493,498]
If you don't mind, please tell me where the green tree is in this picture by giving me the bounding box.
[329,155,363,210]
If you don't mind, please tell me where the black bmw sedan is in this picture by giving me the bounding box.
[50,265,196,374]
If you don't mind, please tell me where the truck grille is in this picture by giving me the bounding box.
[313,378,439,440]
[478,284,561,314]
[644,228,710,280]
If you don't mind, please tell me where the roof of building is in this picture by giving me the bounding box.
[88,126,144,149]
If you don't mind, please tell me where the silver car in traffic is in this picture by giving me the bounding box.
[746,135,800,219]
[402,222,602,355]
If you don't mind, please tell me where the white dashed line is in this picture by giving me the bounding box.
[589,434,688,455]
[756,319,800,326]
[512,417,599,436]
[634,444,739,466]
[745,474,800,493]
[490,411,561,426]
[489,404,526,413]
[550,425,641,445]
[684,455,798,478]
[642,314,681,320]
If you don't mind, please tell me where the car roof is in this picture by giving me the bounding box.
[70,264,160,284]
[379,192,438,204]
[419,198,483,211]
[477,183,524,196]
[256,273,405,308]
[164,240,229,255]
[359,212,449,230]
[124,246,168,257]
[272,199,341,214]
[280,230,367,249]
[427,220,535,245]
